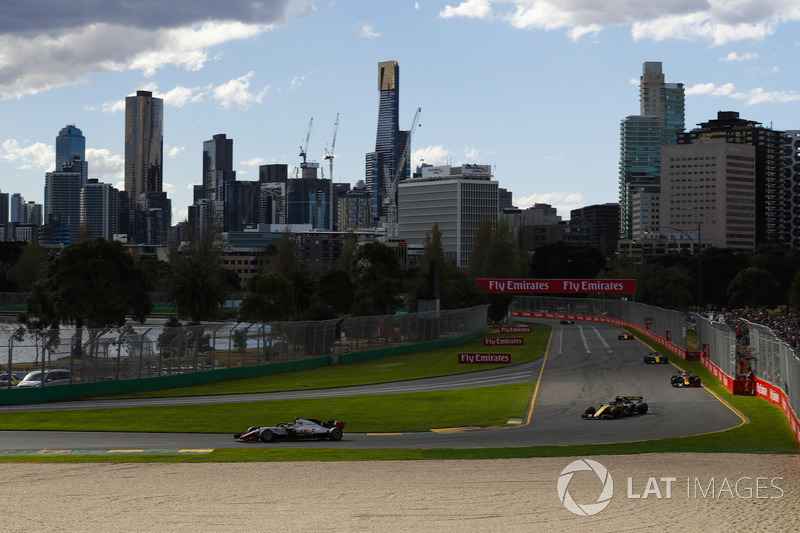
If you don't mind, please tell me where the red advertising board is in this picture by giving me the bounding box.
[476,279,636,294]
[458,353,511,364]
[484,337,524,346]
[500,326,530,333]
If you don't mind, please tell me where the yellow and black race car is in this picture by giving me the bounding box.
[643,352,669,364]
[582,396,648,419]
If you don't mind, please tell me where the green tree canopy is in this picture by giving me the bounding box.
[316,268,354,315]
[727,267,780,309]
[20,237,152,330]
[238,271,295,322]
[349,241,404,316]
[167,232,229,323]
[10,242,49,292]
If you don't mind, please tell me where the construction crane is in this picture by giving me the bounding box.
[324,113,339,182]
[324,113,340,230]
[384,106,421,236]
[299,118,313,166]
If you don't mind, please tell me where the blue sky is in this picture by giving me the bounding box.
[3,1,800,222]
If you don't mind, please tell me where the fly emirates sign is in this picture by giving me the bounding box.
[476,279,636,294]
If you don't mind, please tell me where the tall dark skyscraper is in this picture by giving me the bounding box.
[366,60,409,225]
[125,90,163,242]
[202,133,235,201]
[55,124,85,172]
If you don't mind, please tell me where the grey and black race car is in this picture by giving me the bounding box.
[644,352,669,364]
[235,417,346,443]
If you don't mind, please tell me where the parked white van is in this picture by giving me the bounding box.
[16,369,72,387]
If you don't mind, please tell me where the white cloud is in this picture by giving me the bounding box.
[1,139,54,171]
[0,22,276,99]
[412,145,452,167]
[439,0,493,20]
[212,72,269,109]
[719,51,759,62]
[291,74,311,88]
[167,146,185,158]
[86,148,123,179]
[240,157,267,167]
[359,23,381,38]
[439,1,800,45]
[685,82,737,96]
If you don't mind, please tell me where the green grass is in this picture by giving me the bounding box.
[87,323,551,399]
[0,384,534,433]
[1,322,798,463]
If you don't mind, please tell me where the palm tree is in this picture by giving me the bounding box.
[167,231,229,323]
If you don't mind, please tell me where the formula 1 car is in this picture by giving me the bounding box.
[234,417,346,443]
[582,396,648,419]
[618,332,634,340]
[560,319,574,324]
[671,371,701,388]
[644,351,669,364]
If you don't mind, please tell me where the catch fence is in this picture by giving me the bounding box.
[0,305,489,386]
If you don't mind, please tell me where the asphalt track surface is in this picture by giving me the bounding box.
[0,319,745,451]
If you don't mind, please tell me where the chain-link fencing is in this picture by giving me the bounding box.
[745,320,800,417]
[513,296,687,351]
[0,305,489,386]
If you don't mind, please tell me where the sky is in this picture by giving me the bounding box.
[3,0,800,222]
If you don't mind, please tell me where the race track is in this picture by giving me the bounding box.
[0,319,745,450]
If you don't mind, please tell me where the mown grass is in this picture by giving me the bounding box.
[1,323,797,463]
[0,384,534,433]
[88,323,551,399]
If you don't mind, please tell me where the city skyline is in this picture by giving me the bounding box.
[3,2,800,221]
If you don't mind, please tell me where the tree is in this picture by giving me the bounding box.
[19,238,152,357]
[268,232,298,276]
[288,268,316,316]
[350,241,404,315]
[530,243,606,279]
[467,215,493,279]
[238,271,295,322]
[10,242,49,291]
[698,248,747,309]
[337,231,359,271]
[316,268,354,315]
[167,231,229,323]
[728,267,779,309]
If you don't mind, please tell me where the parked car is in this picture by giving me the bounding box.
[0,372,24,387]
[16,369,72,388]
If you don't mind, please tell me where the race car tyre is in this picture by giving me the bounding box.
[259,428,276,443]
[609,406,620,419]
[329,427,343,441]
[637,403,648,414]
[584,406,596,417]
[643,356,650,363]
[661,357,669,364]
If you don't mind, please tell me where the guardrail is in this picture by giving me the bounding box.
[513,299,800,448]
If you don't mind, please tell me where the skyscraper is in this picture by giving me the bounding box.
[618,62,685,239]
[125,90,163,242]
[202,133,235,201]
[366,60,410,225]
[56,124,85,172]
[678,111,784,245]
[44,168,82,243]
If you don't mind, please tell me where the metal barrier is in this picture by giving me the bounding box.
[744,320,800,421]
[0,305,489,387]
[513,296,687,351]
[693,314,737,379]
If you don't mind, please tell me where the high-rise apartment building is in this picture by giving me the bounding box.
[661,138,756,250]
[678,111,784,245]
[56,124,85,172]
[783,131,800,248]
[366,60,409,225]
[125,90,164,242]
[570,203,620,253]
[44,168,82,244]
[398,164,498,269]
[81,179,119,240]
[619,62,684,239]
